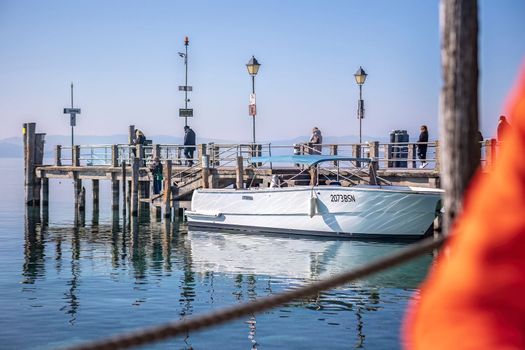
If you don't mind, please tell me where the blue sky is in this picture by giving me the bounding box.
[0,0,524,143]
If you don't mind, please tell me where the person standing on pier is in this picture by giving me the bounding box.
[417,125,429,168]
[184,126,196,166]
[149,157,163,194]
[497,115,510,141]
[309,127,323,154]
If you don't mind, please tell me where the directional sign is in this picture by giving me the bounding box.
[179,108,194,117]
[64,108,81,114]
[178,86,193,91]
[249,104,256,116]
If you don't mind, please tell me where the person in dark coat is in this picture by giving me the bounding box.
[149,157,163,194]
[417,125,429,168]
[183,126,196,166]
[497,115,510,141]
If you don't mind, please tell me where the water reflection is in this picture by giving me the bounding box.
[20,210,432,349]
[22,207,45,285]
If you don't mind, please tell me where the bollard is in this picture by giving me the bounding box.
[236,156,244,189]
[163,160,172,218]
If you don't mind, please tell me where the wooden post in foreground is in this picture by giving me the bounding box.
[131,157,140,216]
[236,156,244,189]
[440,0,479,233]
[163,160,172,218]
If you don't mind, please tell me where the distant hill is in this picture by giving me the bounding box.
[0,133,390,158]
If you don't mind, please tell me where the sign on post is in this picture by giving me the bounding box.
[179,108,194,117]
[178,86,193,91]
[249,104,257,116]
[64,108,81,114]
[249,93,256,116]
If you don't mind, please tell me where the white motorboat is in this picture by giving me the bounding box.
[186,155,443,240]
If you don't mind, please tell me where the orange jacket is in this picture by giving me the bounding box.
[404,62,525,350]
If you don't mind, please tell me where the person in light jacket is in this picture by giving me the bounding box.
[309,127,323,154]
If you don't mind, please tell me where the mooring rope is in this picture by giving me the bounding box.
[63,234,447,350]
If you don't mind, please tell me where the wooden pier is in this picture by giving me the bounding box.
[23,123,499,217]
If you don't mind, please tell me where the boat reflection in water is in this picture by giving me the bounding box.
[188,229,433,348]
[188,229,432,288]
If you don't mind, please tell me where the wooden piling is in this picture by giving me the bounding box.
[131,157,140,216]
[128,125,135,145]
[42,178,49,207]
[55,145,62,166]
[330,145,338,166]
[24,122,37,206]
[201,151,210,189]
[127,180,132,207]
[408,144,416,168]
[92,179,99,211]
[484,138,497,169]
[74,175,82,210]
[163,160,172,218]
[78,186,86,211]
[368,141,380,167]
[73,145,80,166]
[369,160,379,185]
[352,144,361,167]
[121,162,127,215]
[34,133,45,205]
[236,156,244,189]
[111,145,119,167]
[111,173,119,211]
[440,0,479,233]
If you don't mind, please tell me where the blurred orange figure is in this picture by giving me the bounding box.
[404,62,525,350]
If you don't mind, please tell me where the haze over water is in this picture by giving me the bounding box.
[0,158,433,349]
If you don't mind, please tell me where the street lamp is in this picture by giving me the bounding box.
[246,56,261,143]
[354,66,367,144]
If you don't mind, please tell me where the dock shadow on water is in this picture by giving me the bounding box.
[7,203,436,350]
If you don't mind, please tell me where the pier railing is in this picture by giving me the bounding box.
[53,139,499,170]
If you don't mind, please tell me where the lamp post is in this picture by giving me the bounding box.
[246,56,261,143]
[178,36,192,127]
[354,66,367,144]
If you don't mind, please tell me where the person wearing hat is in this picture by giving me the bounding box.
[183,126,196,166]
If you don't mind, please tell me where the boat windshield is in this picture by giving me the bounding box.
[250,155,372,167]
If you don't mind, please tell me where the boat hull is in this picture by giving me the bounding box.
[187,186,443,239]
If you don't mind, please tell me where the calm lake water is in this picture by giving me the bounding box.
[0,158,433,349]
